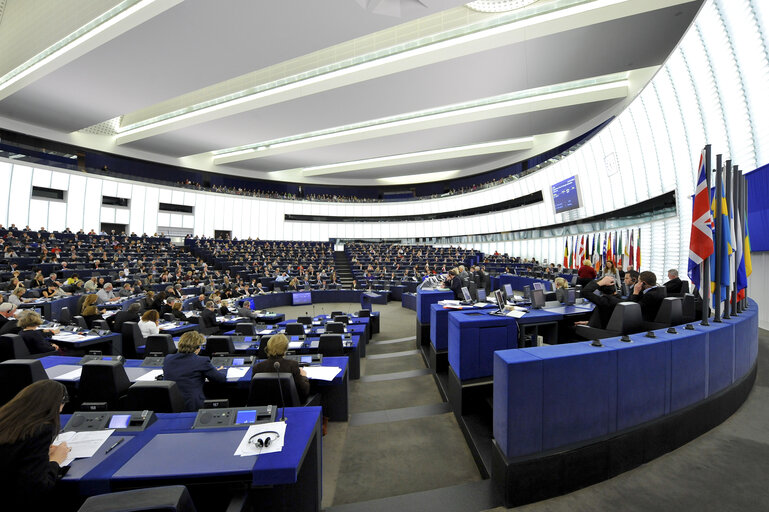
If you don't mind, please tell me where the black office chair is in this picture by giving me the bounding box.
[329,311,344,319]
[246,373,320,408]
[235,322,255,335]
[146,334,176,355]
[0,359,49,406]
[682,293,696,323]
[78,360,131,410]
[92,319,110,331]
[296,316,313,325]
[332,315,349,325]
[121,322,145,359]
[325,322,345,334]
[197,313,219,336]
[318,334,344,357]
[0,333,57,361]
[285,323,305,336]
[644,297,684,330]
[77,485,197,512]
[126,381,186,413]
[357,309,370,317]
[163,313,175,322]
[205,336,236,356]
[59,306,73,325]
[575,302,644,340]
[73,315,89,330]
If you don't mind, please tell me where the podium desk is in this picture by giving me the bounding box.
[59,407,322,512]
[428,302,496,372]
[415,289,453,348]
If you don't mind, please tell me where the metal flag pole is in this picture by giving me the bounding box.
[732,165,741,315]
[701,144,712,326]
[723,160,732,320]
[713,154,723,323]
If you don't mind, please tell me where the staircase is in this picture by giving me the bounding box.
[334,251,355,288]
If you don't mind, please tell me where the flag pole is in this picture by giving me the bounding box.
[723,160,732,320]
[732,165,741,315]
[742,170,749,310]
[713,154,723,323]
[701,145,711,326]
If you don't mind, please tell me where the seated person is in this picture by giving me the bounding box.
[0,380,71,508]
[138,309,160,337]
[212,297,229,316]
[142,291,155,311]
[255,282,269,295]
[80,294,106,328]
[162,331,226,411]
[629,271,666,322]
[96,283,120,303]
[170,301,187,321]
[8,287,27,306]
[253,334,310,402]
[0,303,20,336]
[111,302,141,333]
[189,293,206,311]
[18,311,59,354]
[578,276,622,329]
[554,277,569,303]
[445,269,462,300]
[664,268,683,294]
[576,259,597,287]
[118,283,134,297]
[41,284,68,299]
[622,269,639,298]
[200,301,219,329]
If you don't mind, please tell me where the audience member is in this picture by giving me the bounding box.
[162,331,226,411]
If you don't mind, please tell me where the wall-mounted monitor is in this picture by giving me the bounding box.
[292,292,312,305]
[551,175,581,214]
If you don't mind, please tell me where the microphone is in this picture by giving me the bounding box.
[274,361,287,421]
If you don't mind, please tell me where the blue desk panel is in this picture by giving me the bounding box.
[705,321,735,395]
[416,289,454,324]
[493,350,543,457]
[448,310,517,381]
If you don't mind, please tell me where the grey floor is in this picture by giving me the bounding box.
[267,302,769,511]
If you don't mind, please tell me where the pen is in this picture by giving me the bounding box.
[105,438,124,454]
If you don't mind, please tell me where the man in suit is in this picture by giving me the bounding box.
[110,302,141,333]
[200,301,219,331]
[579,275,622,329]
[0,302,20,335]
[664,269,683,294]
[189,293,206,311]
[446,269,463,300]
[162,331,226,411]
[630,271,666,322]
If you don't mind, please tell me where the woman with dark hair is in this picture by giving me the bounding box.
[0,380,71,507]
[80,294,106,328]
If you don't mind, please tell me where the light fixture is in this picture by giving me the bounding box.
[466,0,539,14]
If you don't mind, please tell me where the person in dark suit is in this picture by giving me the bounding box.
[18,311,59,354]
[253,333,310,401]
[664,269,683,295]
[200,301,219,331]
[629,271,666,322]
[162,331,226,411]
[579,276,622,329]
[0,303,20,335]
[189,293,206,311]
[0,380,71,508]
[170,301,187,321]
[110,302,141,333]
[446,269,463,300]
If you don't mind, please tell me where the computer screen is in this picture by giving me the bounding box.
[235,410,257,424]
[494,290,505,312]
[523,285,531,300]
[232,357,245,366]
[301,356,312,364]
[292,291,312,305]
[566,289,576,306]
[477,289,486,302]
[531,289,546,309]
[503,284,513,298]
[461,286,471,302]
[551,175,581,214]
[533,283,544,291]
[108,414,131,429]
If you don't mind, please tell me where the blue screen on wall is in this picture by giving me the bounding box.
[551,176,581,214]
[292,292,312,305]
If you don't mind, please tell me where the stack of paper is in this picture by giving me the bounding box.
[54,430,115,466]
[304,366,342,381]
[226,367,249,381]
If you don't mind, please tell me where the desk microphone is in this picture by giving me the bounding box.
[274,361,287,422]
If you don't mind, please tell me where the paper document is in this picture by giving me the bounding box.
[234,421,287,456]
[288,341,304,350]
[226,367,249,380]
[304,366,342,381]
[135,369,163,381]
[474,302,491,307]
[54,429,115,466]
[56,368,83,381]
[506,310,526,318]
[258,329,274,335]
[438,300,461,306]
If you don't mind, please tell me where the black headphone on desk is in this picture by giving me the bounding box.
[248,430,280,448]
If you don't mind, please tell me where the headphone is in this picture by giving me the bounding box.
[248,430,280,449]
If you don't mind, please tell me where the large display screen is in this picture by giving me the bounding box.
[551,176,581,214]
[292,291,312,305]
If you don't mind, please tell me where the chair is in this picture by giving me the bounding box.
[77,485,197,512]
[92,319,110,331]
[121,322,145,359]
[205,336,235,356]
[0,359,48,406]
[78,360,131,410]
[246,373,320,408]
[285,323,305,336]
[73,315,89,330]
[318,334,344,357]
[332,315,349,325]
[0,334,57,361]
[296,316,313,325]
[329,311,344,319]
[682,293,696,323]
[146,334,176,355]
[163,313,175,322]
[256,336,270,359]
[197,313,219,336]
[644,297,683,330]
[59,306,73,325]
[325,322,345,334]
[357,309,370,317]
[126,381,186,413]
[575,302,644,340]
[235,322,255,335]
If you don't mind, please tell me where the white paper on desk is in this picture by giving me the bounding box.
[135,369,163,381]
[234,421,287,456]
[258,329,274,335]
[55,429,115,466]
[159,322,178,329]
[288,341,304,350]
[513,295,524,301]
[506,310,526,318]
[226,367,249,380]
[304,366,342,381]
[474,302,491,307]
[438,300,461,306]
[101,312,115,319]
[56,368,83,380]
[184,311,196,318]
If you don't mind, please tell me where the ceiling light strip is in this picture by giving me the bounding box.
[116,0,595,136]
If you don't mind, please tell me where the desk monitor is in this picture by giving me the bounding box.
[503,284,513,299]
[235,410,257,425]
[533,282,544,291]
[494,290,505,313]
[108,414,131,429]
[531,289,546,309]
[523,285,531,300]
[477,289,487,302]
[461,286,472,302]
[566,289,576,306]
[292,292,312,306]
[232,357,245,366]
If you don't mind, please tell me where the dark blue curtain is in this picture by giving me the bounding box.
[745,162,769,252]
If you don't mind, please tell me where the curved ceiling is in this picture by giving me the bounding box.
[0,0,702,186]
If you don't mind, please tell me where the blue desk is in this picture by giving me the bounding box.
[491,274,555,293]
[415,288,453,348]
[60,408,322,511]
[401,292,417,311]
[53,332,122,355]
[428,303,495,371]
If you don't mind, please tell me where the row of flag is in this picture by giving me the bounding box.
[687,146,752,318]
[562,229,641,271]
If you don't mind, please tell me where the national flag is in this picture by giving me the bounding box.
[687,150,714,297]
[636,229,641,269]
[606,232,613,266]
[628,230,634,268]
[563,238,568,268]
[623,229,630,267]
[739,212,753,301]
[710,172,732,305]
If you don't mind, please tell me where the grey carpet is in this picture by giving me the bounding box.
[350,374,443,413]
[364,353,427,375]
